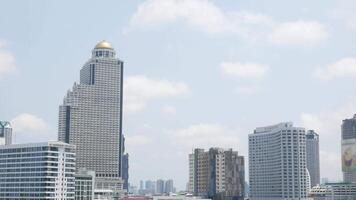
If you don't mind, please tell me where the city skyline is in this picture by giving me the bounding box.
[2,0,356,190]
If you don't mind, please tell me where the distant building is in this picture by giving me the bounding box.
[58,41,124,194]
[165,179,174,193]
[145,180,156,194]
[0,121,12,145]
[122,153,129,190]
[156,179,165,194]
[308,182,356,200]
[249,122,308,200]
[306,130,320,187]
[153,196,211,200]
[140,180,144,190]
[341,114,356,182]
[75,168,95,200]
[189,148,245,200]
[0,141,76,199]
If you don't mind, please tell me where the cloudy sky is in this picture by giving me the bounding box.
[1,0,356,190]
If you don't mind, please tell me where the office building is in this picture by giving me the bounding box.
[165,179,174,194]
[0,121,12,145]
[249,122,308,200]
[306,130,320,187]
[156,179,165,194]
[341,114,356,182]
[75,168,95,200]
[122,153,129,190]
[189,148,245,200]
[58,41,124,193]
[0,141,76,199]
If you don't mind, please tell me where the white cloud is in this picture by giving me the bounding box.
[170,123,240,149]
[124,75,189,113]
[128,0,328,46]
[161,105,177,115]
[0,41,16,77]
[315,57,356,80]
[221,61,269,79]
[129,0,230,34]
[11,113,49,133]
[269,21,329,46]
[126,135,153,146]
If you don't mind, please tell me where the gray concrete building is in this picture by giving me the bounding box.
[58,41,124,194]
[249,122,308,200]
[0,141,76,199]
[0,121,12,145]
[306,130,320,187]
[189,148,245,200]
[341,114,356,182]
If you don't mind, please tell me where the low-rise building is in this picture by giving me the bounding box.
[75,168,95,200]
[308,182,356,200]
[0,141,76,199]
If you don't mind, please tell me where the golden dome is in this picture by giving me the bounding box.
[95,41,113,49]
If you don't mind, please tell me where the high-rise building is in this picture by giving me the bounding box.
[122,153,129,190]
[156,179,165,194]
[306,130,320,187]
[189,148,245,200]
[165,179,174,194]
[58,41,124,193]
[249,122,308,200]
[341,114,356,182]
[0,141,76,199]
[0,121,12,145]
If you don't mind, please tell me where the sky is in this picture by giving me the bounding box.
[1,0,356,191]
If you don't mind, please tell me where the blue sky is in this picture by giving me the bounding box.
[1,0,356,190]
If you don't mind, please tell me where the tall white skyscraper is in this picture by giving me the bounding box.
[306,130,320,187]
[249,122,308,200]
[0,121,12,145]
[58,41,124,193]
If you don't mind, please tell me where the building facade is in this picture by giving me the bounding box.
[189,148,245,200]
[249,122,308,200]
[164,179,174,194]
[341,114,356,182]
[308,182,356,200]
[0,121,12,145]
[156,179,165,194]
[306,130,320,188]
[0,141,76,199]
[58,41,124,193]
[75,168,95,200]
[122,153,129,191]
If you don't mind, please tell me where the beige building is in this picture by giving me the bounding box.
[188,148,245,200]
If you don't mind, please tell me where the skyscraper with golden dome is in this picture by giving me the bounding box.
[58,41,124,195]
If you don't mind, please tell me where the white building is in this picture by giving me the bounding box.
[75,168,95,200]
[308,182,356,200]
[249,122,308,200]
[0,121,12,145]
[58,41,124,194]
[0,141,76,199]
